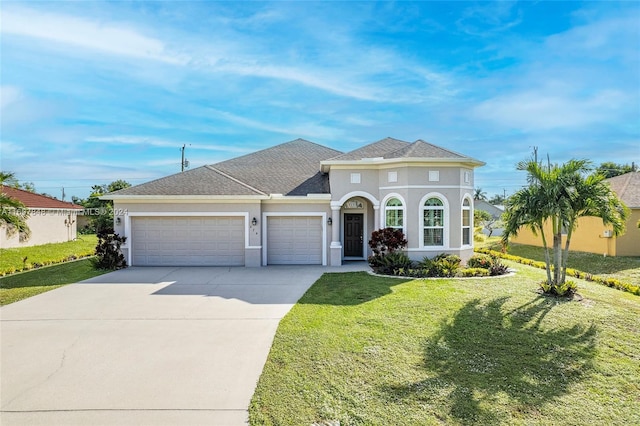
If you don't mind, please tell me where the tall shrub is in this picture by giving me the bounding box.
[94,231,127,270]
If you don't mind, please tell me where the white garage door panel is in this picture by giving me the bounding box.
[267,217,322,265]
[132,217,244,266]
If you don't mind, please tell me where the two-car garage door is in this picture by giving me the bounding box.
[130,215,324,266]
[131,217,244,266]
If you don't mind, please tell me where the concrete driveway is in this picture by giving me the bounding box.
[0,264,367,425]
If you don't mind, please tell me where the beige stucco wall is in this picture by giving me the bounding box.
[0,209,79,248]
[329,164,475,261]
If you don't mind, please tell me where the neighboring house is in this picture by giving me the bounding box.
[0,186,84,248]
[103,138,485,267]
[475,200,504,237]
[510,171,640,256]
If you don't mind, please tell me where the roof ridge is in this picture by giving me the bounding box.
[413,139,469,158]
[214,138,341,167]
[293,138,344,155]
[327,137,410,161]
[204,165,268,196]
[383,140,421,158]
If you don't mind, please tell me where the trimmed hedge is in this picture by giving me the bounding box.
[0,251,96,276]
[475,248,640,296]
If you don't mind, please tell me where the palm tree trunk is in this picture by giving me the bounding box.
[552,217,562,287]
[539,226,553,285]
[561,228,573,284]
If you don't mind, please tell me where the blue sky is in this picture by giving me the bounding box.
[1,1,638,200]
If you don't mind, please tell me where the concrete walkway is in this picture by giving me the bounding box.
[0,263,368,426]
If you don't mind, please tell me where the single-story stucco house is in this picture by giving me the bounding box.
[511,171,640,257]
[103,138,485,267]
[0,186,84,248]
[475,199,504,237]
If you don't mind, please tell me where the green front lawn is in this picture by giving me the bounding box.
[483,238,640,284]
[0,234,98,275]
[250,265,640,425]
[0,259,108,305]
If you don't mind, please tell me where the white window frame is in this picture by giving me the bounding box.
[381,193,406,235]
[461,196,473,247]
[420,193,449,249]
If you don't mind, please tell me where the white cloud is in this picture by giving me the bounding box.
[545,14,640,61]
[456,1,522,36]
[0,86,23,110]
[1,6,453,104]
[206,109,344,140]
[0,140,38,161]
[85,135,252,153]
[473,89,630,130]
[219,63,380,101]
[0,7,186,65]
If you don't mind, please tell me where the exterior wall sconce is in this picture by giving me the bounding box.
[115,217,122,225]
[327,217,333,225]
[252,217,258,226]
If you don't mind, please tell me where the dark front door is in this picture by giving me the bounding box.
[344,214,363,257]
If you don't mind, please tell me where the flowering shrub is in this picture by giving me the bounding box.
[467,254,494,269]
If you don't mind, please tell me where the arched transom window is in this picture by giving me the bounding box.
[385,197,404,230]
[423,197,444,246]
[462,198,472,246]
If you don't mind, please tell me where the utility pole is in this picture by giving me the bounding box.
[180,144,190,172]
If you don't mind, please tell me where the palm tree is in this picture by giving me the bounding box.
[502,158,628,295]
[474,187,487,201]
[0,172,31,242]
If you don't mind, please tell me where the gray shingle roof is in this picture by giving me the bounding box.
[108,137,484,198]
[111,138,342,197]
[112,166,266,196]
[385,140,466,159]
[328,137,409,161]
[214,139,342,195]
[607,172,640,208]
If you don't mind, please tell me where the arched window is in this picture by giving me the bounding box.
[462,198,472,246]
[385,197,404,231]
[423,197,444,246]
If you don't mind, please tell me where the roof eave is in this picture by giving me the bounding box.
[321,157,485,171]
[100,194,270,201]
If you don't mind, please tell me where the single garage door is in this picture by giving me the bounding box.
[131,216,245,266]
[267,216,322,265]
